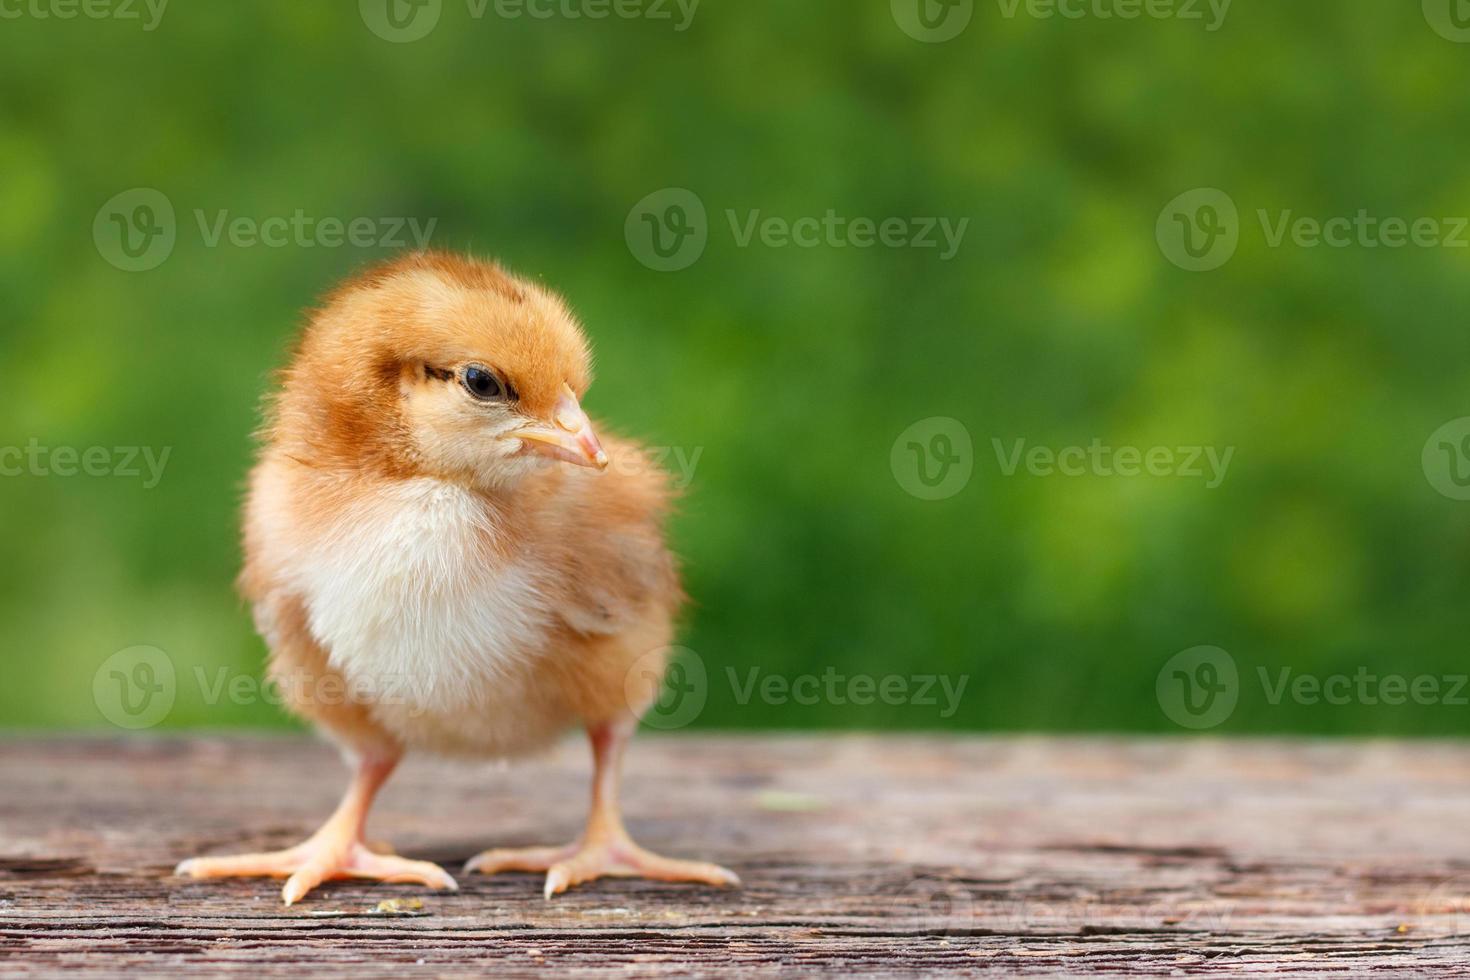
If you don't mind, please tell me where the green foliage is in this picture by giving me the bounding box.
[2,1,1468,734]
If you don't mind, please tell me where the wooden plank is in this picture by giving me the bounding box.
[2,735,1470,976]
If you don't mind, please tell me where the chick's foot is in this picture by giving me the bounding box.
[173,754,456,905]
[464,720,738,898]
[177,838,458,906]
[465,833,739,899]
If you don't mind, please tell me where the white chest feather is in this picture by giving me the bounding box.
[293,479,552,713]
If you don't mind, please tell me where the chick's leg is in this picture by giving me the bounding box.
[175,753,457,905]
[466,719,739,898]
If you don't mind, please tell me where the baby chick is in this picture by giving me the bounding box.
[175,251,737,905]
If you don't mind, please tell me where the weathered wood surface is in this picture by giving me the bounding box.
[3,736,1470,976]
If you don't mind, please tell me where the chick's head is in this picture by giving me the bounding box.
[279,251,609,487]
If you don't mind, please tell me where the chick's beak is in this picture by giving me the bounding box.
[514,384,610,470]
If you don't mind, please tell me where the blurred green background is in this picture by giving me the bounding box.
[2,0,1469,734]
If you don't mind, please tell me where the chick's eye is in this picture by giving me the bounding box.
[462,366,506,401]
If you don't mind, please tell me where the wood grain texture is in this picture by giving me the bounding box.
[2,735,1470,976]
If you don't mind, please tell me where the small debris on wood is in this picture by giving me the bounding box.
[306,897,428,918]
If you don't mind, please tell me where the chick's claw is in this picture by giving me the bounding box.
[176,840,458,906]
